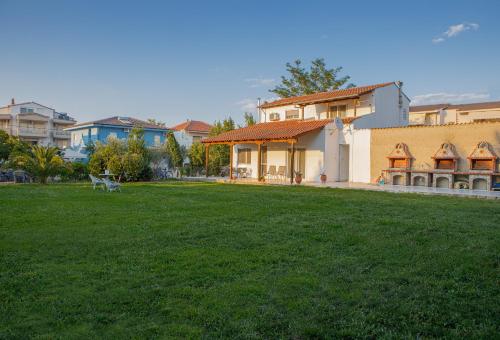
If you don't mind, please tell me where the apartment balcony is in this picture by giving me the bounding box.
[18,127,48,138]
[0,126,10,134]
[52,130,71,139]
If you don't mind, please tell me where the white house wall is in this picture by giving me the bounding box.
[350,129,371,183]
[260,92,376,123]
[354,84,409,129]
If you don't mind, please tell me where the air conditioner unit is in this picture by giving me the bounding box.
[269,112,280,121]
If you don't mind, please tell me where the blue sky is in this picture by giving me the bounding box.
[1,0,499,126]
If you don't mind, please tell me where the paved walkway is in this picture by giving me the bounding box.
[183,176,500,199]
[306,181,500,199]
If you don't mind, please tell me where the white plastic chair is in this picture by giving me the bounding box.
[89,174,105,190]
[102,178,121,192]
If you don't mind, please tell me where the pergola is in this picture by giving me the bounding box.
[201,119,333,183]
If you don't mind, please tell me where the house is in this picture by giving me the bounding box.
[0,99,76,148]
[65,116,170,149]
[202,82,409,183]
[171,120,212,148]
[409,101,500,125]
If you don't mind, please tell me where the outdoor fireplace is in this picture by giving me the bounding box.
[468,141,497,171]
[387,143,412,169]
[432,143,459,171]
[467,141,497,190]
[386,143,412,185]
[431,143,458,189]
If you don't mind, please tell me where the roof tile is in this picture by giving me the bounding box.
[202,119,333,144]
[171,120,212,133]
[260,82,395,108]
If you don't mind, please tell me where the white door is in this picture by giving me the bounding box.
[339,144,350,182]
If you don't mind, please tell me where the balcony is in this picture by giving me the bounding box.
[18,127,48,137]
[52,130,71,139]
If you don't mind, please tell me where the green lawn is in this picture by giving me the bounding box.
[0,182,499,338]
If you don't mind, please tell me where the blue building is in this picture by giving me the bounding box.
[65,116,169,150]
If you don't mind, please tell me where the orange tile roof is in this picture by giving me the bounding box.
[260,82,395,109]
[448,101,500,111]
[202,119,333,144]
[171,120,212,133]
[409,103,449,113]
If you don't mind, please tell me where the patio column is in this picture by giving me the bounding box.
[290,141,295,184]
[229,143,234,180]
[257,142,262,181]
[205,144,209,177]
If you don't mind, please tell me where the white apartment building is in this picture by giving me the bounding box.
[409,101,500,125]
[0,99,76,148]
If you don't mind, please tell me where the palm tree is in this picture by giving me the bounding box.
[14,145,65,184]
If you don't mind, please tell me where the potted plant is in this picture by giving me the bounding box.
[294,170,302,184]
[320,169,327,183]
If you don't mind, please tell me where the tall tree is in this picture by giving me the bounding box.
[270,58,354,98]
[166,132,183,169]
[243,112,256,127]
[0,130,12,162]
[188,142,205,167]
[208,117,235,176]
[146,118,166,127]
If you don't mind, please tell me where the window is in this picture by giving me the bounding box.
[269,112,280,121]
[90,128,98,135]
[402,109,408,121]
[237,148,251,164]
[154,135,161,146]
[192,136,202,143]
[328,105,347,118]
[285,109,300,120]
[108,132,118,140]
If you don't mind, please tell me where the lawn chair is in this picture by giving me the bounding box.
[102,178,121,192]
[266,165,277,181]
[277,166,287,182]
[89,174,105,190]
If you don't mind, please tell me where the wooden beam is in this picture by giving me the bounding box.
[202,138,297,145]
[290,142,295,184]
[229,143,234,180]
[205,144,209,177]
[257,143,262,181]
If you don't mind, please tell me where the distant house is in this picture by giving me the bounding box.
[409,101,500,125]
[65,116,170,149]
[0,99,76,148]
[171,120,212,148]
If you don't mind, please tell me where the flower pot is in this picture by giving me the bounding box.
[295,174,302,184]
[320,174,327,183]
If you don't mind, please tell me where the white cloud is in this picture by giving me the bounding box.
[432,37,445,44]
[236,98,257,112]
[411,92,490,105]
[244,77,276,88]
[432,22,479,43]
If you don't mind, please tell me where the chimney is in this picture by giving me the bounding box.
[11,98,15,105]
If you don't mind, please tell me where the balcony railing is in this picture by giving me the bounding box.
[18,127,48,137]
[52,130,71,139]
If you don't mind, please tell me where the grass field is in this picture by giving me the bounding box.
[0,182,499,338]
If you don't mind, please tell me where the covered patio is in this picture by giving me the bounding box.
[202,119,335,183]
